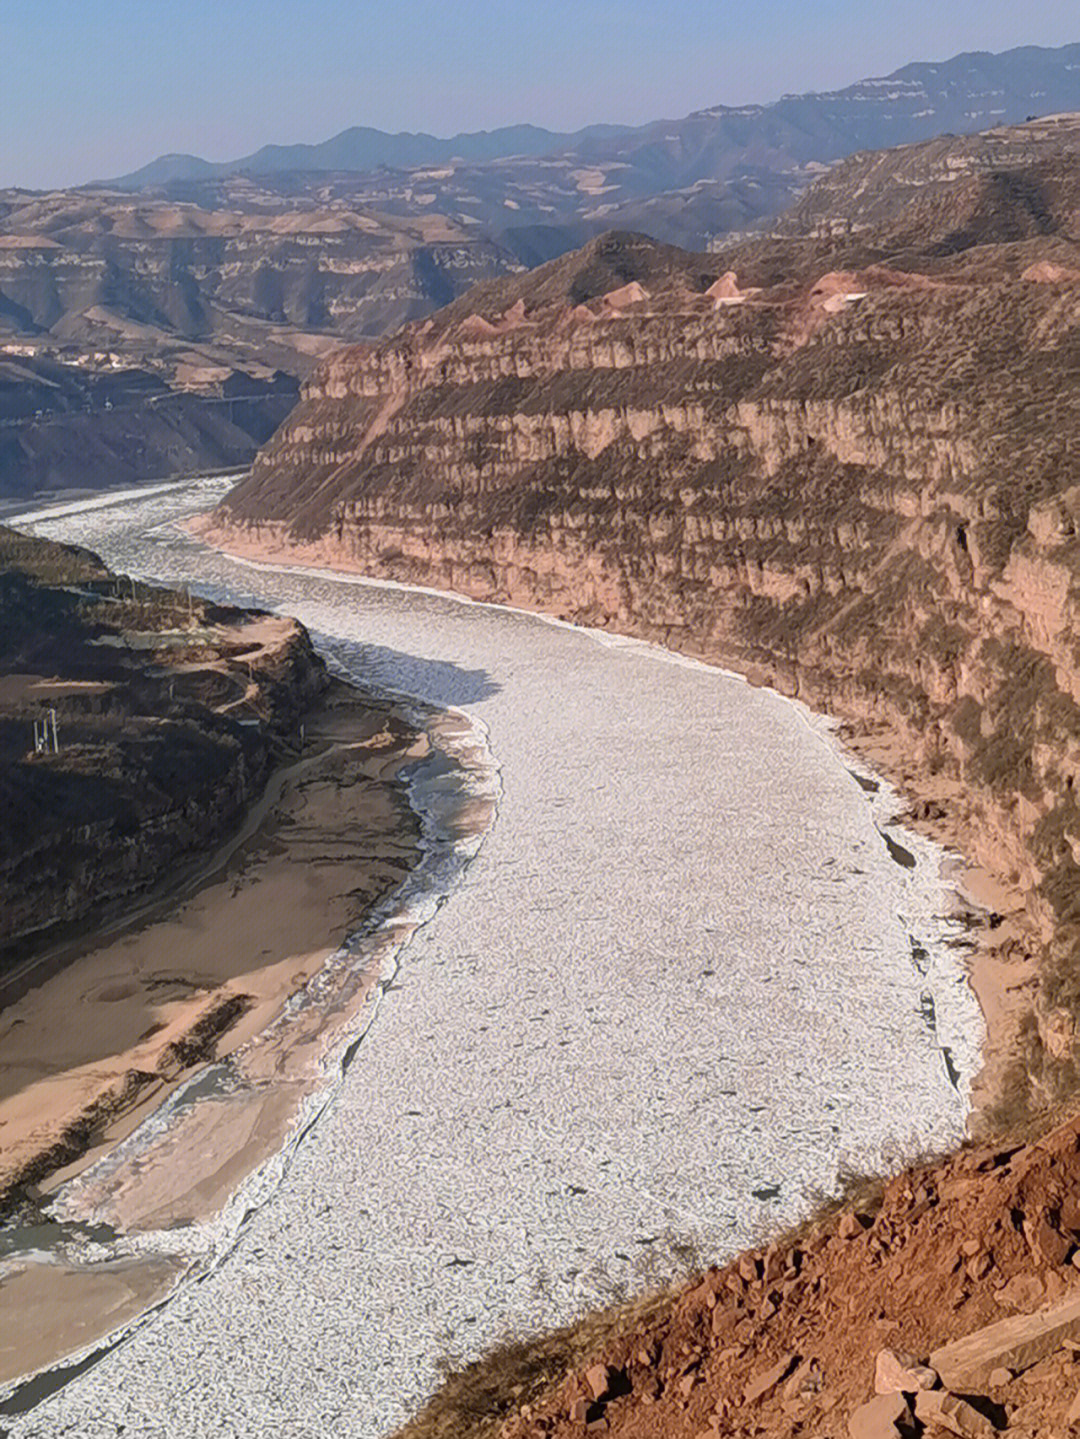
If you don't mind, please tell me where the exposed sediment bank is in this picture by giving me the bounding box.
[0,515,502,1402]
[0,677,430,1389]
[0,679,423,1212]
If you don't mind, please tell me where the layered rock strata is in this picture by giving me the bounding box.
[212,131,1080,1110]
[0,526,326,980]
[0,189,520,497]
[0,192,520,347]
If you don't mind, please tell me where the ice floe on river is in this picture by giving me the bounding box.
[8,478,983,1437]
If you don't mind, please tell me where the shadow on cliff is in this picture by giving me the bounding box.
[311,633,501,708]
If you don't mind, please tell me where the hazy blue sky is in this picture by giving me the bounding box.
[4,0,1079,188]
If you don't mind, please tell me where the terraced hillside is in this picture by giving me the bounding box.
[3,43,1076,498]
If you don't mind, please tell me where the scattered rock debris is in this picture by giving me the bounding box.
[460,1112,1080,1439]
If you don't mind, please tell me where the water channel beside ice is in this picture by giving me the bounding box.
[8,479,983,1437]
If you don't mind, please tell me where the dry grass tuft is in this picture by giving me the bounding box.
[392,1286,677,1439]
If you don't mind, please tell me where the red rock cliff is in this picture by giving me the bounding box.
[212,127,1080,1113]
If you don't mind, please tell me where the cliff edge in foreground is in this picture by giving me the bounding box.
[395,1109,1080,1439]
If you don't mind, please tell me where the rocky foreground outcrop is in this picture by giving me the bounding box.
[0,526,326,982]
[392,1110,1080,1438]
[211,117,1080,1118]
[385,1110,1080,1439]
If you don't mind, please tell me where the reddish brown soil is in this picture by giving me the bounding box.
[488,1115,1080,1439]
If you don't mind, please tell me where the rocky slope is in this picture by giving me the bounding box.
[0,526,326,987]
[396,1109,1080,1439]
[0,188,522,350]
[777,112,1080,252]
[209,116,1080,1124]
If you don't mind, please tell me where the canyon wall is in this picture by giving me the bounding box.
[0,528,327,980]
[0,191,522,497]
[214,145,1080,1111]
[0,198,520,347]
[0,355,299,498]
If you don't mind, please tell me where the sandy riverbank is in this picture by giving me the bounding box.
[0,678,425,1387]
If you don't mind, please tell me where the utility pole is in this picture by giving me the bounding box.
[32,710,60,755]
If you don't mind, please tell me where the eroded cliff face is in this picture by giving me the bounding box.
[0,195,521,347]
[213,213,1080,1112]
[0,189,526,497]
[0,528,327,978]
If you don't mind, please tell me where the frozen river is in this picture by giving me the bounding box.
[8,479,982,1437]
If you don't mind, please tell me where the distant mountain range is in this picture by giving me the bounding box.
[0,38,1077,504]
[110,42,1080,198]
[109,124,635,190]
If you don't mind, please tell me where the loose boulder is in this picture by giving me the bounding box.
[847,1392,913,1439]
[931,1293,1080,1389]
[913,1390,999,1436]
[584,1364,619,1402]
[874,1347,938,1394]
[744,1352,799,1404]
